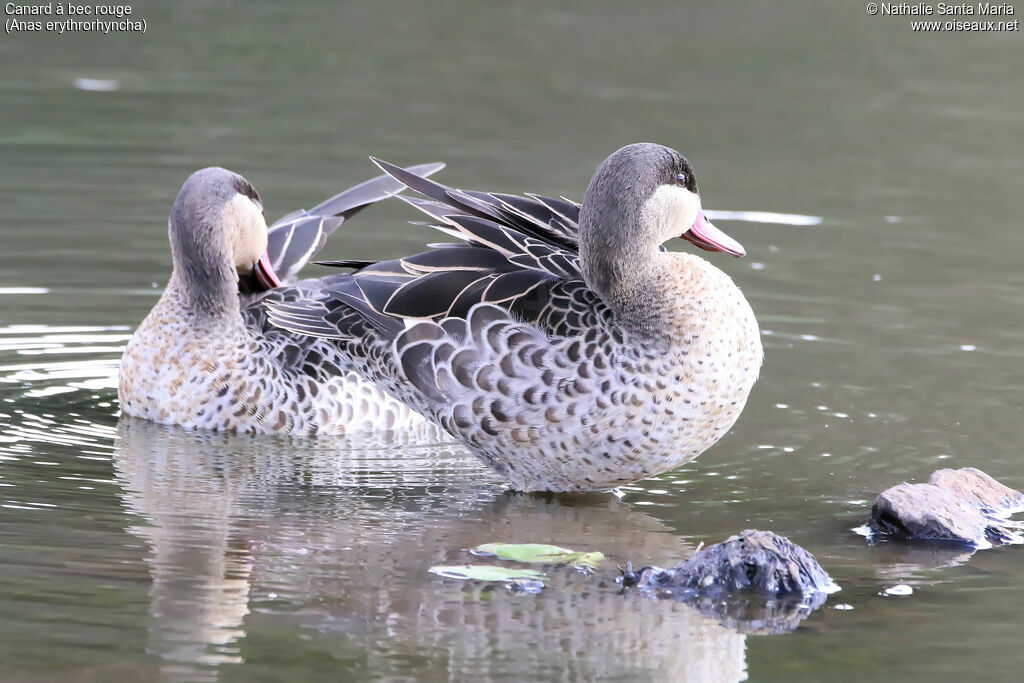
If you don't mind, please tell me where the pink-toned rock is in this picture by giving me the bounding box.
[928,467,1024,511]
[868,468,1024,547]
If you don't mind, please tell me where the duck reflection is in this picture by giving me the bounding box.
[113,418,748,681]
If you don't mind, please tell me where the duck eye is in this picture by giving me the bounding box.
[675,172,687,184]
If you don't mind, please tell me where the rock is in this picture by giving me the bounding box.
[929,467,1024,511]
[868,467,1024,548]
[870,482,988,544]
[625,530,837,595]
[621,530,838,634]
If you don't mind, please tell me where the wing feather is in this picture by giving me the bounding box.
[264,162,444,283]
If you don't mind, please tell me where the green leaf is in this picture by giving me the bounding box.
[471,543,606,569]
[429,564,547,582]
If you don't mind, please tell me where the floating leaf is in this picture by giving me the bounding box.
[471,543,606,569]
[429,564,547,583]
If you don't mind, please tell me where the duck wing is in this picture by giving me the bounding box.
[264,162,622,473]
[264,162,445,284]
[302,160,600,334]
[266,160,614,340]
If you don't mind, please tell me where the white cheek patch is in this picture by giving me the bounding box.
[643,185,701,243]
[223,193,269,272]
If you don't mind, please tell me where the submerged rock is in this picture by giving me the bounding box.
[867,467,1024,548]
[622,530,838,634]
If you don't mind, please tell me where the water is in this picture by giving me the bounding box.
[2,1,1023,680]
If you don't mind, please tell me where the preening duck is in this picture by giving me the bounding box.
[118,163,443,434]
[267,143,763,491]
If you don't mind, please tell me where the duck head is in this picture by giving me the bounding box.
[578,143,744,300]
[580,142,743,256]
[168,168,281,314]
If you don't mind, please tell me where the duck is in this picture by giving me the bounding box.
[118,163,444,435]
[266,143,763,491]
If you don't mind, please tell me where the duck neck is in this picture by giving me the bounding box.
[581,235,677,347]
[166,228,240,324]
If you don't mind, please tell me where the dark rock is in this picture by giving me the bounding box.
[868,467,1024,548]
[621,530,837,634]
[625,529,837,595]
